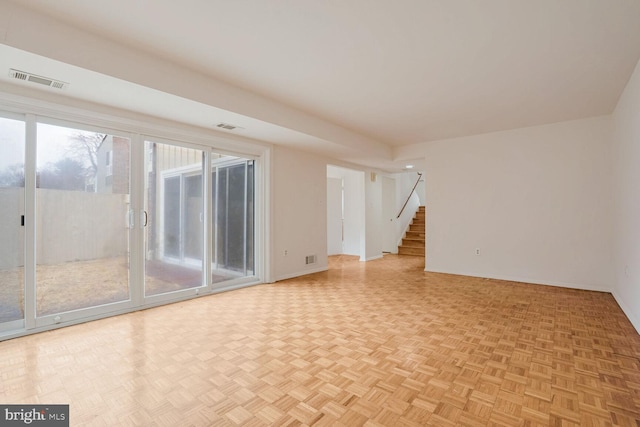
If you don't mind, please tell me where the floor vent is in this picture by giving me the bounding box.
[9,69,68,89]
[305,255,316,265]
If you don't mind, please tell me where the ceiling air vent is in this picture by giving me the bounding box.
[215,122,243,131]
[9,69,68,89]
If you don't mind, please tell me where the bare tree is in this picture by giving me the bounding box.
[66,132,107,177]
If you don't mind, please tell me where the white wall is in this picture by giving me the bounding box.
[422,116,613,291]
[381,176,397,253]
[327,177,343,255]
[612,59,640,333]
[415,179,426,206]
[364,174,383,261]
[272,146,328,280]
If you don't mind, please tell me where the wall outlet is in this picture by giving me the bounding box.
[284,249,288,256]
[475,248,481,256]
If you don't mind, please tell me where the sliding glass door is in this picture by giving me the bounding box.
[144,140,205,297]
[35,123,132,320]
[143,144,256,294]
[0,109,261,339]
[0,116,25,332]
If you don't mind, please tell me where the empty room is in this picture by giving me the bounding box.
[0,1,639,425]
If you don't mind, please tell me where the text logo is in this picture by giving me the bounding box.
[0,405,68,426]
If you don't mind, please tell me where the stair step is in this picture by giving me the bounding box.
[402,239,424,247]
[406,231,425,239]
[398,246,425,256]
[397,206,427,256]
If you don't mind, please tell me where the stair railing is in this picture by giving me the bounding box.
[397,172,423,219]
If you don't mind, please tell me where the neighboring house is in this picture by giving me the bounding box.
[95,135,130,194]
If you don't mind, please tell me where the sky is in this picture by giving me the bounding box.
[0,117,100,173]
[0,116,24,170]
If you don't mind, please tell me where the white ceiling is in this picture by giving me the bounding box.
[2,0,640,171]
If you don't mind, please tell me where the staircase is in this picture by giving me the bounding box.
[398,206,425,256]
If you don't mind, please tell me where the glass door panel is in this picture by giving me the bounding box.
[184,174,203,261]
[211,159,255,284]
[144,141,204,297]
[0,116,25,330]
[35,124,131,317]
[246,162,255,274]
[163,176,181,259]
[227,164,247,271]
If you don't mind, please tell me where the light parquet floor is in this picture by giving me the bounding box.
[1,254,639,426]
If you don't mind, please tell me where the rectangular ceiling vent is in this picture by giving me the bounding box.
[216,122,243,131]
[9,69,68,90]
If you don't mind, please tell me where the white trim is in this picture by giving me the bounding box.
[0,319,24,334]
[142,284,207,306]
[34,299,135,329]
[211,156,253,168]
[144,134,212,153]
[24,114,36,330]
[275,266,328,282]
[0,110,25,121]
[612,290,640,334]
[362,254,384,262]
[211,275,260,291]
[423,267,612,293]
[209,278,263,294]
[130,134,145,307]
[262,148,273,283]
[35,115,132,139]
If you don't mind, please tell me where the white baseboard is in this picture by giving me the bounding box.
[423,267,612,293]
[275,266,328,282]
[362,254,384,262]
[612,290,640,334]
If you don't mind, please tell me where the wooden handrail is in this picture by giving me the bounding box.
[396,172,423,219]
